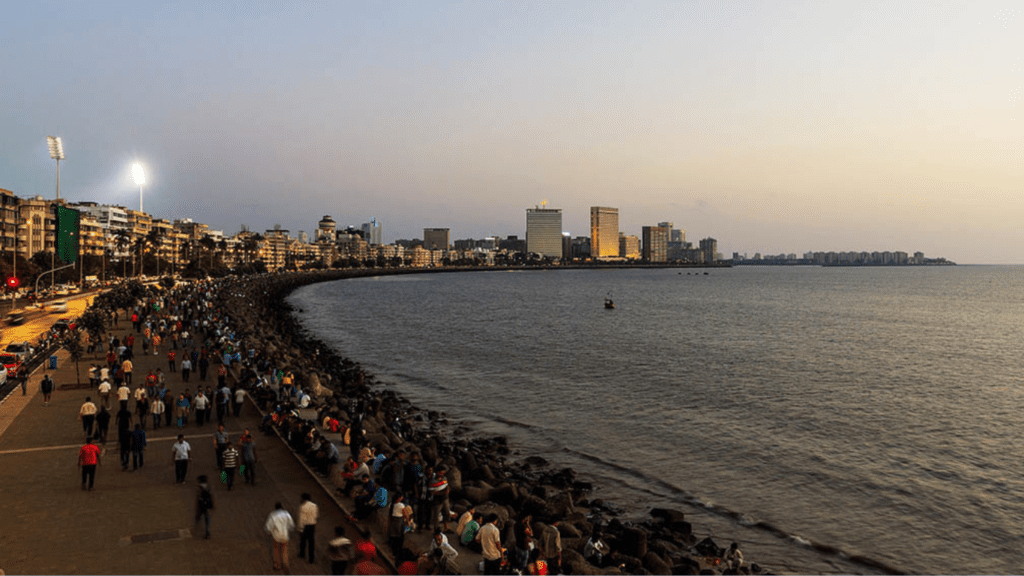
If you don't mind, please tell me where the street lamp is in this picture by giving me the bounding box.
[132,163,145,212]
[47,136,64,200]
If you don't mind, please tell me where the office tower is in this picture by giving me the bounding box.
[657,222,674,245]
[423,228,451,250]
[361,218,383,246]
[526,205,563,258]
[700,237,717,263]
[642,226,668,262]
[590,206,619,259]
[619,233,640,259]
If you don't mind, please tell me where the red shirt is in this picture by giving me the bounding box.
[79,443,101,466]
[168,351,176,361]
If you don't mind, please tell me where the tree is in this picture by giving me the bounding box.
[64,329,85,384]
[113,229,132,278]
[199,236,216,269]
[76,307,108,359]
[147,228,164,276]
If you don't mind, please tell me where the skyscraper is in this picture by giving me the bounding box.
[423,228,450,250]
[361,218,383,245]
[526,205,563,258]
[700,237,718,263]
[590,206,619,259]
[642,226,668,262]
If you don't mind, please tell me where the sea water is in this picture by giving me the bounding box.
[290,265,1024,574]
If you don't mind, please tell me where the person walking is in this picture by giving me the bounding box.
[79,397,98,440]
[176,393,190,429]
[117,382,131,411]
[221,441,239,490]
[297,493,319,564]
[97,378,111,410]
[233,386,245,418]
[150,391,164,429]
[265,502,295,572]
[214,423,229,468]
[327,526,353,576]
[240,429,258,485]
[180,357,191,382]
[95,406,112,444]
[40,375,55,406]
[78,436,102,491]
[131,423,147,471]
[193,390,209,427]
[122,357,133,386]
[116,406,133,470]
[172,434,192,484]
[195,475,215,539]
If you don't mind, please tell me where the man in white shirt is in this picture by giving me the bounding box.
[171,434,192,484]
[79,397,98,440]
[117,383,131,411]
[98,379,112,410]
[297,493,319,564]
[265,502,295,572]
[193,391,210,426]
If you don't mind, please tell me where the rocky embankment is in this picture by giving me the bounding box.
[214,269,766,575]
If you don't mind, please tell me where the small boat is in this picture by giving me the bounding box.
[604,297,615,309]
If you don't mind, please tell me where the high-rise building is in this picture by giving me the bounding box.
[700,237,717,263]
[642,226,669,262]
[657,222,674,245]
[526,205,563,258]
[423,228,451,250]
[590,206,619,259]
[316,215,337,242]
[619,233,640,259]
[361,218,383,246]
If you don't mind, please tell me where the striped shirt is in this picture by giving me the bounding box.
[222,446,239,469]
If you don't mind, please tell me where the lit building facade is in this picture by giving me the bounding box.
[526,206,563,258]
[590,206,619,259]
[423,228,451,250]
[642,226,668,262]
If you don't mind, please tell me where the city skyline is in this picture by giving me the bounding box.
[2,2,1022,263]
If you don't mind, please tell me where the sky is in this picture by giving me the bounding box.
[2,1,1022,263]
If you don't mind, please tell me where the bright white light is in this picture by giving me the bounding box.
[132,163,146,185]
[47,136,64,160]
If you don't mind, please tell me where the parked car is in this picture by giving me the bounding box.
[47,300,69,313]
[0,364,7,386]
[4,341,34,363]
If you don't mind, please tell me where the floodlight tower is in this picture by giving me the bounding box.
[47,136,64,200]
[132,163,146,212]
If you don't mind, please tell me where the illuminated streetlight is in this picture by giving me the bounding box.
[132,163,146,212]
[47,136,64,200]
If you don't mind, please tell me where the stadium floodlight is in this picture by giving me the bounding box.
[47,136,64,200]
[132,163,146,212]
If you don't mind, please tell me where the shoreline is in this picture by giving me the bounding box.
[209,268,905,575]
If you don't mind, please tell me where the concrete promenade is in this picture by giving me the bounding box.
[0,315,387,575]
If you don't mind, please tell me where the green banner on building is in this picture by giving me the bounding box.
[55,205,80,263]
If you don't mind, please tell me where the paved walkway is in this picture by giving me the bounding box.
[0,316,391,575]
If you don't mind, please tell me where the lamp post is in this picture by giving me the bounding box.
[47,136,64,292]
[47,136,64,200]
[132,163,145,212]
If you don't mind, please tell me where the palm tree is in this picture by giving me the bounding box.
[199,236,216,269]
[147,228,164,276]
[113,229,131,279]
[134,236,149,277]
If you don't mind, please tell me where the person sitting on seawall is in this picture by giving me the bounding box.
[725,542,744,572]
[583,527,611,567]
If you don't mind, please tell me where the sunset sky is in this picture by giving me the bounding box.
[2,1,1021,263]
